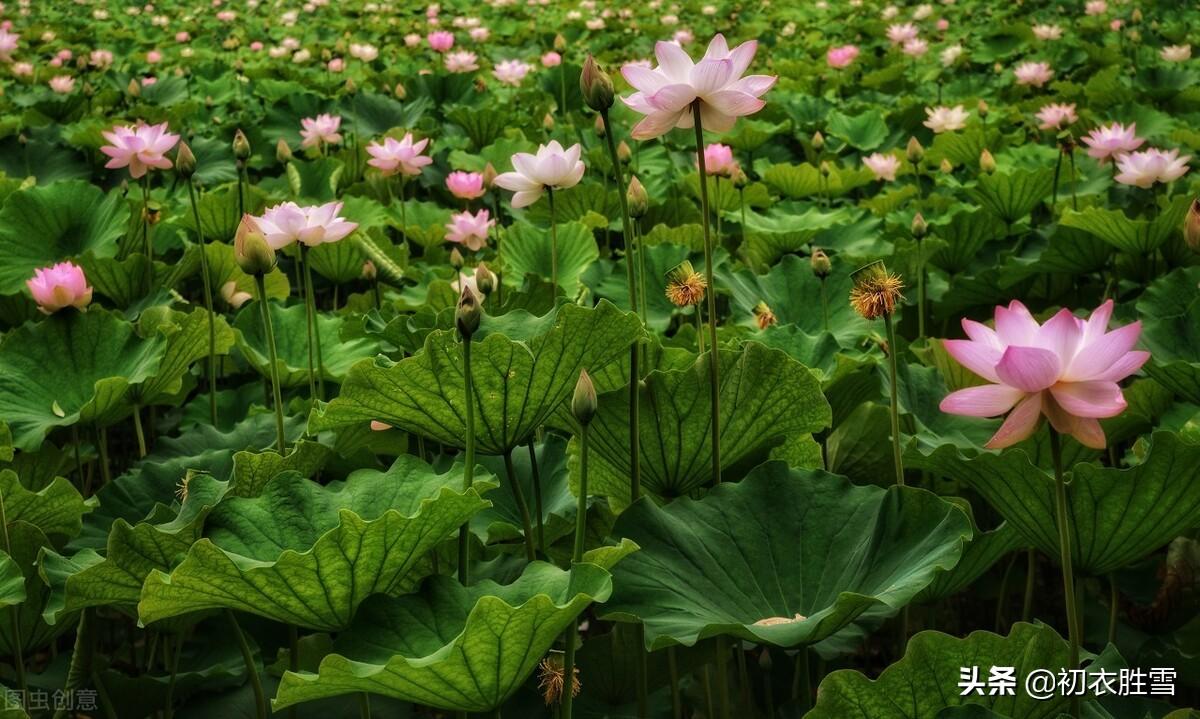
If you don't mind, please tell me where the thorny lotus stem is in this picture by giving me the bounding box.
[884,310,905,486]
[459,334,475,584]
[186,179,219,426]
[1049,429,1081,718]
[917,238,926,341]
[254,274,287,454]
[225,610,267,719]
[360,694,371,719]
[0,489,27,697]
[692,99,723,486]
[714,636,731,719]
[1052,146,1064,210]
[548,187,559,290]
[528,441,546,554]
[132,405,147,457]
[236,159,246,218]
[504,451,537,561]
[142,174,154,288]
[1023,549,1036,622]
[599,108,643,502]
[560,423,589,719]
[668,647,682,719]
[820,277,829,333]
[300,245,326,400]
[164,632,183,719]
[1108,574,1119,646]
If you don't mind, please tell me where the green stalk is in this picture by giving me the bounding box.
[504,451,537,561]
[98,427,112,486]
[299,245,325,400]
[225,610,267,719]
[820,277,829,333]
[715,636,731,719]
[635,223,649,324]
[1049,429,1081,717]
[548,188,559,290]
[164,632,183,719]
[0,489,26,697]
[598,108,642,502]
[186,179,218,425]
[917,238,926,341]
[668,647,682,719]
[561,423,588,719]
[142,174,154,288]
[1108,574,1118,645]
[360,694,371,719]
[254,275,287,454]
[692,100,722,486]
[1023,549,1037,622]
[132,405,147,457]
[458,334,475,585]
[528,441,545,554]
[883,310,905,486]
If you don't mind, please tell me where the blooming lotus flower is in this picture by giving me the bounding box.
[251,201,358,249]
[469,27,490,42]
[1084,0,1106,15]
[350,43,379,62]
[366,133,432,177]
[826,45,860,69]
[923,105,969,133]
[863,153,902,181]
[428,30,454,52]
[700,143,736,176]
[90,49,114,68]
[1161,45,1191,62]
[913,3,933,20]
[1013,61,1053,87]
[493,59,532,86]
[940,300,1147,449]
[541,51,562,67]
[619,33,776,140]
[444,51,478,73]
[404,33,422,48]
[1113,148,1190,188]
[299,114,342,149]
[26,262,92,314]
[1032,24,1063,40]
[0,27,18,60]
[1081,122,1143,163]
[176,31,192,43]
[1109,19,1123,32]
[493,140,586,208]
[902,38,929,58]
[940,44,963,67]
[886,23,919,44]
[100,122,180,178]
[445,209,494,251]
[327,58,344,72]
[446,171,486,199]
[1035,103,1077,131]
[936,18,950,31]
[49,75,75,93]
[11,62,32,77]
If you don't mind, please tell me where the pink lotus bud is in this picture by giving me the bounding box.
[27,261,93,314]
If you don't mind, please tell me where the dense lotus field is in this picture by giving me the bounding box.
[0,0,1199,717]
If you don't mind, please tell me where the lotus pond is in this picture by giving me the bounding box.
[0,0,1196,717]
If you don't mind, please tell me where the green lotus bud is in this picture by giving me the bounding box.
[450,247,464,270]
[554,33,567,52]
[482,162,498,188]
[811,131,824,150]
[455,285,481,338]
[617,140,632,164]
[977,99,989,119]
[810,247,831,278]
[580,54,615,112]
[594,113,607,137]
[476,261,496,295]
[127,78,141,97]
[911,212,927,239]
[939,158,953,174]
[393,81,407,99]
[571,369,597,426]
[276,138,293,163]
[233,129,251,160]
[906,136,924,163]
[1185,198,1200,255]
[176,141,197,179]
[234,215,276,276]
[627,175,648,218]
[730,165,749,189]
[979,149,997,174]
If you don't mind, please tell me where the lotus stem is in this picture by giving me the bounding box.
[1068,144,1078,211]
[792,647,811,711]
[668,647,682,719]
[1108,574,1118,645]
[0,489,26,697]
[528,440,545,554]
[692,99,722,486]
[359,693,371,719]
[253,274,287,454]
[225,610,267,719]
[548,187,558,290]
[820,277,829,333]
[1048,428,1081,717]
[132,405,147,457]
[53,608,93,719]
[397,176,407,237]
[739,187,746,248]
[504,451,537,561]
[1023,549,1036,622]
[459,334,475,585]
[236,159,246,218]
[917,241,926,341]
[715,636,731,719]
[97,427,112,486]
[1052,145,1063,211]
[635,223,649,323]
[883,309,905,486]
[164,632,183,719]
[299,244,325,400]
[186,179,218,425]
[141,174,154,288]
[714,176,723,241]
[561,423,589,719]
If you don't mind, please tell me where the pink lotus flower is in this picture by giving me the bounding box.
[1161,45,1191,62]
[1032,24,1063,40]
[940,300,1148,449]
[923,105,969,133]
[886,22,919,44]
[541,51,562,67]
[492,59,532,86]
[620,33,776,140]
[826,44,859,69]
[494,140,586,208]
[428,31,454,52]
[1035,103,1077,131]
[444,209,494,251]
[49,75,75,93]
[250,41,264,52]
[176,31,192,43]
[1013,61,1053,87]
[700,143,736,176]
[1085,0,1107,14]
[404,34,422,48]
[1113,148,1191,188]
[90,49,114,68]
[936,18,950,31]
[147,50,162,64]
[11,62,33,77]
[26,262,93,314]
[863,153,902,181]
[299,114,342,150]
[0,27,18,61]
[100,122,180,178]
[1081,122,1144,163]
[469,27,490,42]
[444,51,478,73]
[446,171,486,199]
[328,58,345,72]
[366,133,432,177]
[902,38,929,58]
[251,201,358,249]
[350,43,379,62]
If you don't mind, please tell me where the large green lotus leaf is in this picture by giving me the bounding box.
[917,510,1025,604]
[602,462,971,649]
[1137,266,1200,402]
[1060,195,1191,255]
[808,623,1075,719]
[273,561,614,713]
[310,301,643,454]
[0,180,128,294]
[909,432,1200,576]
[739,206,873,272]
[499,220,599,294]
[0,522,76,654]
[203,241,291,304]
[234,301,383,388]
[827,109,889,150]
[0,470,88,540]
[0,552,25,607]
[39,472,229,624]
[307,231,368,284]
[0,308,168,451]
[932,207,1007,275]
[761,163,874,200]
[135,307,237,406]
[968,168,1054,224]
[139,456,495,630]
[718,254,872,346]
[565,343,830,506]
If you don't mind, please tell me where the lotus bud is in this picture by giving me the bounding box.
[594,114,606,137]
[393,81,407,99]
[979,148,997,174]
[977,99,989,119]
[911,212,927,239]
[344,77,358,94]
[571,369,597,426]
[580,54,616,112]
[127,78,141,97]
[481,162,498,188]
[758,648,773,672]
[543,113,555,130]
[476,261,496,295]
[810,247,831,278]
[811,131,824,151]
[450,247,465,270]
[939,158,953,174]
[1185,198,1200,255]
[455,285,481,338]
[554,33,567,51]
[233,129,251,160]
[731,165,748,189]
[627,175,648,218]
[906,136,924,163]
[849,260,904,320]
[276,138,293,163]
[176,141,197,179]
[819,160,832,177]
[617,140,632,164]
[362,259,377,280]
[1131,8,1142,23]
[234,215,276,276]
